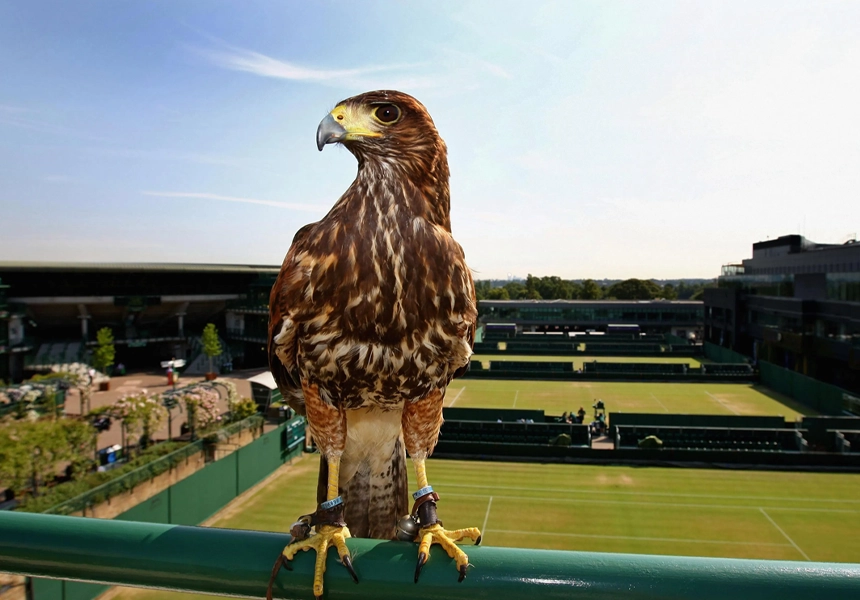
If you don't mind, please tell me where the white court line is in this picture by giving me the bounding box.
[650,393,669,413]
[481,496,494,538]
[512,390,519,408]
[442,492,859,514]
[705,390,740,415]
[448,387,466,406]
[488,528,791,547]
[434,481,860,504]
[759,508,811,561]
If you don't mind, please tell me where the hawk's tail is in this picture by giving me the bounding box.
[318,435,409,540]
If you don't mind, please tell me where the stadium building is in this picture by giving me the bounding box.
[478,299,703,339]
[0,262,277,382]
[704,234,860,393]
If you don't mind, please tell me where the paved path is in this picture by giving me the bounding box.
[65,369,264,450]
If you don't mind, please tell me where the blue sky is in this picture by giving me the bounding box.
[1,1,858,279]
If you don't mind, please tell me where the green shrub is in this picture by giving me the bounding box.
[17,441,188,513]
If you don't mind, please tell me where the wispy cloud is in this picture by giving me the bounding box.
[0,104,33,113]
[141,191,326,212]
[188,41,434,89]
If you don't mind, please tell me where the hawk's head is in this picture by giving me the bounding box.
[317,90,442,165]
[317,90,450,227]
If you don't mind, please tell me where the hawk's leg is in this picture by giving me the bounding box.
[267,385,357,600]
[402,392,481,584]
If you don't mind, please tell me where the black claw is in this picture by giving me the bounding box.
[475,534,482,546]
[414,551,427,583]
[458,564,468,583]
[266,555,286,600]
[342,554,359,583]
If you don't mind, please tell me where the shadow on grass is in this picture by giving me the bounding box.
[749,383,817,418]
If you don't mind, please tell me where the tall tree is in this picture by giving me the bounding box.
[486,287,510,300]
[202,323,223,376]
[580,279,603,299]
[607,279,663,300]
[92,327,115,375]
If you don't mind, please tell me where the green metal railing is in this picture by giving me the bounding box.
[1,512,859,599]
[40,414,268,515]
[41,440,205,515]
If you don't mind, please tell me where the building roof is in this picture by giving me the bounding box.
[0,261,280,275]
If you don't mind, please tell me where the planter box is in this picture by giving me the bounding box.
[98,381,110,391]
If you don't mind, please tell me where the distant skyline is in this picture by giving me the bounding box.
[1,1,858,279]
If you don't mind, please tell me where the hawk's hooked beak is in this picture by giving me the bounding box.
[317,113,346,151]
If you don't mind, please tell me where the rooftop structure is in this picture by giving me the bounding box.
[705,235,860,393]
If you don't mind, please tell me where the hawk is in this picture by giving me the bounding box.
[267,90,480,599]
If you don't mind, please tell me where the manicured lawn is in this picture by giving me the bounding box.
[445,379,811,420]
[112,456,860,600]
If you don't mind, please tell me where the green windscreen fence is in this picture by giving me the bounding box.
[32,416,306,600]
[704,342,750,363]
[115,489,170,524]
[759,360,846,415]
[170,452,239,526]
[238,428,284,494]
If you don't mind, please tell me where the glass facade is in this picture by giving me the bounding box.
[719,274,794,297]
[826,274,860,302]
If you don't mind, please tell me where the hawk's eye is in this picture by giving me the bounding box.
[374,104,401,124]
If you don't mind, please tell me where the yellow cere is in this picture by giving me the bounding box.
[330,104,383,140]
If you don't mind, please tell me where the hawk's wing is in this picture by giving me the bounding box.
[451,264,477,380]
[267,223,315,416]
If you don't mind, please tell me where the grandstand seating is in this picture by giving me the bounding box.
[504,342,579,352]
[801,416,860,448]
[584,343,663,353]
[832,430,860,453]
[518,333,577,343]
[31,341,85,367]
[489,361,573,373]
[444,407,546,422]
[441,419,591,447]
[615,425,807,452]
[609,413,787,432]
[583,362,688,375]
[63,342,82,363]
[701,363,753,376]
[472,342,500,352]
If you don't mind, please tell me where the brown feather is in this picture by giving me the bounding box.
[268,90,475,539]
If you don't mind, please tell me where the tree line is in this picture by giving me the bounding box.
[475,276,712,301]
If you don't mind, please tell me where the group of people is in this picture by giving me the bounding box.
[561,401,608,436]
[561,407,588,424]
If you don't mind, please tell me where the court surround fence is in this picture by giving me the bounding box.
[704,342,750,364]
[27,415,306,600]
[759,361,850,415]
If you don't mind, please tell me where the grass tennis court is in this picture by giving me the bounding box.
[112,455,860,600]
[472,354,707,369]
[446,379,812,420]
[110,363,831,600]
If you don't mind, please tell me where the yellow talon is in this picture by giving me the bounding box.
[415,523,481,583]
[270,525,356,600]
